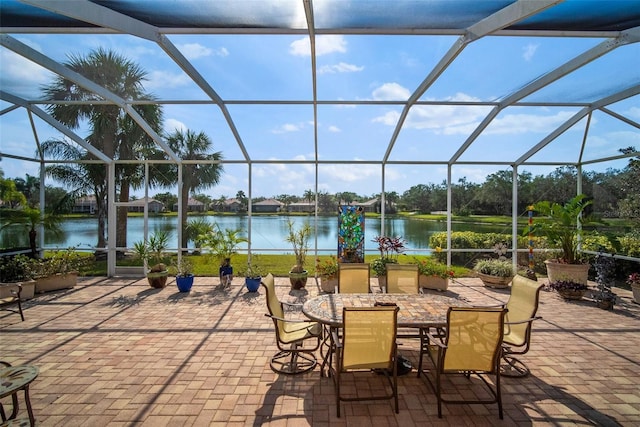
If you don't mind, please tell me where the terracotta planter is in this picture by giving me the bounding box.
[289,271,308,290]
[35,272,78,294]
[147,271,168,289]
[545,260,590,285]
[631,283,640,304]
[320,275,338,293]
[0,280,35,301]
[556,288,586,300]
[477,272,512,289]
[419,275,448,291]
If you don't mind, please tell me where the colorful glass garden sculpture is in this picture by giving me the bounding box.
[338,206,365,263]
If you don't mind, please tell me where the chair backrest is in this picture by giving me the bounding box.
[338,263,370,293]
[385,264,419,294]
[342,306,398,370]
[261,273,285,334]
[504,275,543,347]
[442,307,507,373]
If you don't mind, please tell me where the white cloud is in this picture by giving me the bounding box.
[371,91,487,134]
[164,118,187,134]
[0,49,54,98]
[178,43,213,60]
[372,83,411,101]
[328,125,341,133]
[272,123,302,134]
[144,70,192,90]
[523,43,538,62]
[318,62,364,74]
[485,111,575,135]
[626,106,640,120]
[290,35,347,56]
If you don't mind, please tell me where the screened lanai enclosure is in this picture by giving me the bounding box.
[1,0,639,276]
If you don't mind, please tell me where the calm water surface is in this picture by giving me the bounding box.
[2,215,509,255]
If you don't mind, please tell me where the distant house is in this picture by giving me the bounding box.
[288,201,315,213]
[173,198,205,212]
[127,197,164,213]
[253,198,284,213]
[339,199,380,213]
[72,196,97,214]
[225,198,243,212]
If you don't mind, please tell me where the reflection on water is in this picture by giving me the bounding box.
[1,215,509,255]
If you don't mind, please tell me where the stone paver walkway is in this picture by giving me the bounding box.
[1,275,639,426]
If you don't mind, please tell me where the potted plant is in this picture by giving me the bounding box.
[170,256,194,293]
[527,194,599,285]
[241,256,264,293]
[627,273,640,304]
[29,247,93,294]
[371,235,406,290]
[316,255,339,293]
[549,280,589,300]
[133,230,170,289]
[285,219,312,290]
[473,258,514,289]
[201,225,247,286]
[591,251,617,310]
[0,255,35,300]
[413,257,454,291]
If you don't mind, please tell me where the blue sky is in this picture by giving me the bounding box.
[1,32,638,199]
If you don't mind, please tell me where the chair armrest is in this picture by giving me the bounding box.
[505,316,542,326]
[472,302,506,309]
[0,361,12,368]
[421,329,447,349]
[264,313,316,324]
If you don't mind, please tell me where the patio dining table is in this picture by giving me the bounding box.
[302,293,470,375]
[302,293,469,329]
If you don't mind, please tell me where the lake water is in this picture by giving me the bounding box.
[2,215,509,255]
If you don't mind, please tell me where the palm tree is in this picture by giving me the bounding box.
[1,206,62,257]
[41,48,162,251]
[154,129,223,251]
[41,139,109,248]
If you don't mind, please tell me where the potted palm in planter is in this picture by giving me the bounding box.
[201,225,247,287]
[133,230,170,289]
[371,235,406,290]
[285,219,312,290]
[527,194,599,285]
[170,257,194,292]
[316,255,339,293]
[473,258,514,288]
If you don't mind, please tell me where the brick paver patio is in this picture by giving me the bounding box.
[2,275,639,426]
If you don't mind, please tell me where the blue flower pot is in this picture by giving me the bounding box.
[245,277,261,292]
[176,275,194,292]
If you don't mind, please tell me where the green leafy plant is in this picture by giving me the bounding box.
[285,219,312,273]
[28,247,94,278]
[527,194,600,265]
[549,280,588,292]
[316,255,339,277]
[133,230,170,272]
[473,259,514,278]
[239,256,264,279]
[371,235,406,276]
[201,224,247,266]
[169,257,194,278]
[0,255,35,282]
[413,257,454,279]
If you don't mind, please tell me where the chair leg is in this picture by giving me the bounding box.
[501,354,530,377]
[17,297,24,321]
[269,342,317,375]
